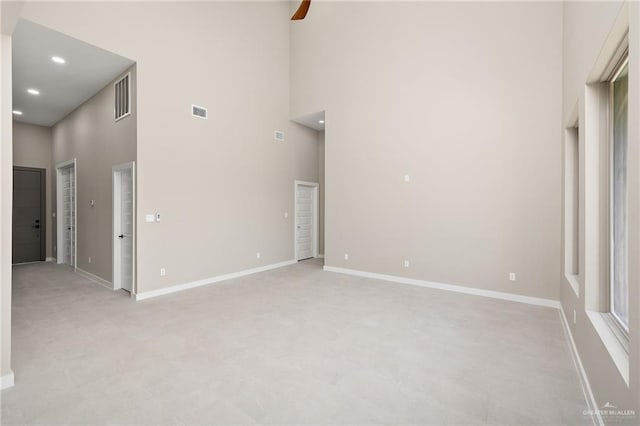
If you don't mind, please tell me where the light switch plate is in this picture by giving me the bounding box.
[145,214,155,223]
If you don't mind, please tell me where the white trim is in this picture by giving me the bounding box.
[45,257,56,262]
[12,260,44,266]
[0,370,15,390]
[135,260,296,301]
[560,308,603,426]
[55,159,75,169]
[112,161,136,294]
[586,2,628,83]
[323,266,561,309]
[607,53,630,335]
[586,310,629,386]
[55,159,77,271]
[294,180,319,261]
[318,254,325,259]
[76,268,113,290]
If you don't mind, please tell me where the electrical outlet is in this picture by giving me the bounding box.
[284,211,288,218]
[344,253,349,260]
[88,256,91,264]
[509,272,516,281]
[160,268,166,277]
[256,252,261,259]
[404,174,411,182]
[156,213,161,222]
[403,260,410,268]
[573,310,577,324]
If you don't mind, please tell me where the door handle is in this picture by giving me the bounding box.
[33,225,40,229]
[118,234,124,239]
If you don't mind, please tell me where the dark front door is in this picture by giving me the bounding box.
[13,167,46,264]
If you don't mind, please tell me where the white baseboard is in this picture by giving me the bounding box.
[135,259,297,301]
[0,370,14,390]
[559,308,603,426]
[45,257,56,262]
[76,268,113,290]
[323,265,561,309]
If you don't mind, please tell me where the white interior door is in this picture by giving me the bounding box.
[295,182,317,261]
[113,163,135,293]
[57,161,76,269]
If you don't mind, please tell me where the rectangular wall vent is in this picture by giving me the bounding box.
[274,130,285,141]
[192,105,208,119]
[114,73,131,121]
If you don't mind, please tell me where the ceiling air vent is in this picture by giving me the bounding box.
[192,105,208,119]
[114,73,131,121]
[274,130,285,141]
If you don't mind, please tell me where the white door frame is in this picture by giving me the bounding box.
[56,159,77,270]
[112,161,136,293]
[294,180,319,260]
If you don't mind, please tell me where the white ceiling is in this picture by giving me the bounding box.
[292,110,325,131]
[12,19,134,127]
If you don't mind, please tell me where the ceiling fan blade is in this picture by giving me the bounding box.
[291,0,311,20]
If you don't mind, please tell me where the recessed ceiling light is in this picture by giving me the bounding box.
[51,56,66,64]
[27,89,40,95]
[318,120,325,124]
[12,110,23,116]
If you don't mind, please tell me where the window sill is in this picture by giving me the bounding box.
[586,310,629,386]
[565,273,580,297]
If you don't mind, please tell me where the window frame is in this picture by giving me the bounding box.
[607,52,630,339]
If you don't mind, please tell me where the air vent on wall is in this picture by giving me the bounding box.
[192,105,208,119]
[114,73,131,121]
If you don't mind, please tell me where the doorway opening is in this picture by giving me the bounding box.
[112,162,135,293]
[56,159,77,270]
[294,180,319,261]
[12,166,46,264]
[291,110,325,260]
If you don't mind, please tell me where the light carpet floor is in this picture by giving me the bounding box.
[1,259,589,425]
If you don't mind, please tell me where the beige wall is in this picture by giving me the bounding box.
[291,1,563,301]
[1,33,13,381]
[560,0,639,416]
[318,130,324,255]
[20,2,320,293]
[52,66,137,282]
[13,121,53,259]
[1,0,24,386]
